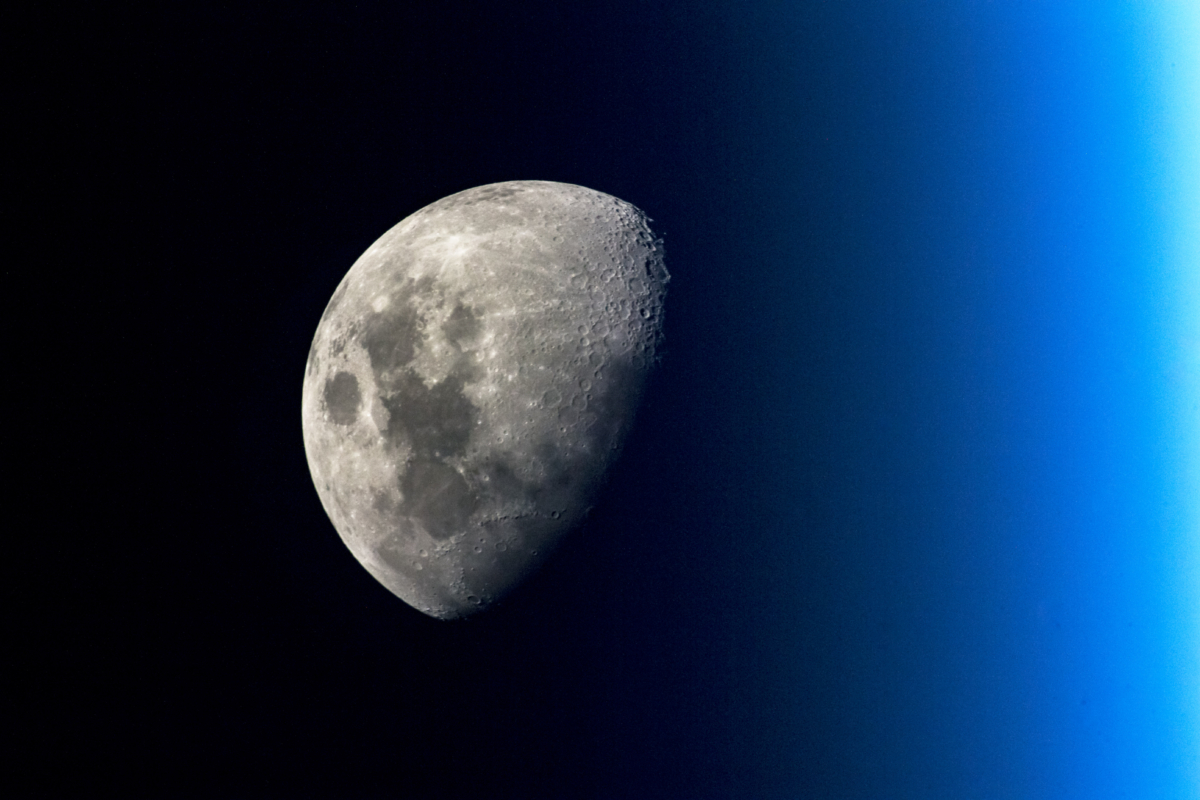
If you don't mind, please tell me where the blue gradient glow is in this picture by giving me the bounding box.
[714,2,1199,796]
[1151,2,1200,793]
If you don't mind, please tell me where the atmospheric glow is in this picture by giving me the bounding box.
[1151,2,1200,791]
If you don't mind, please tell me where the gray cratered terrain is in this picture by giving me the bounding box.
[301,181,668,619]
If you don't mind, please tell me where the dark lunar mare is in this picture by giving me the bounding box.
[358,281,486,540]
[322,372,361,425]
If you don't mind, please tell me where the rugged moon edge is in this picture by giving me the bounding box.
[301,181,669,619]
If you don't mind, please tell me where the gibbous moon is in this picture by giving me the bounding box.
[301,181,668,619]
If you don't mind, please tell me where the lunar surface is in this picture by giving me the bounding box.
[301,181,668,619]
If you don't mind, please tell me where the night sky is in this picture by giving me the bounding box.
[28,2,1198,797]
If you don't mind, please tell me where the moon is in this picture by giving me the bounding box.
[301,181,669,619]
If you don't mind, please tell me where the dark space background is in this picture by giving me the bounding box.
[22,2,1196,798]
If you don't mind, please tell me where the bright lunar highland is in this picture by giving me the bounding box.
[301,181,668,619]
